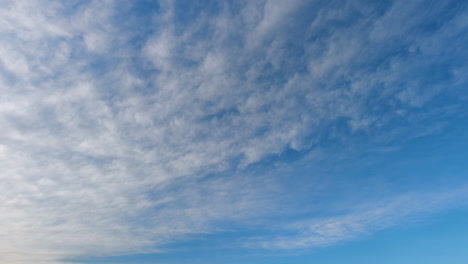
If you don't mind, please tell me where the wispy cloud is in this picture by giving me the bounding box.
[0,0,467,263]
[246,187,468,250]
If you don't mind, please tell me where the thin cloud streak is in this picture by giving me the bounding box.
[246,187,468,250]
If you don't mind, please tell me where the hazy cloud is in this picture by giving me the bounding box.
[0,0,466,263]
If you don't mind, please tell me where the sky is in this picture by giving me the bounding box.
[0,0,467,263]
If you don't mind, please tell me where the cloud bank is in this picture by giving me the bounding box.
[0,0,467,263]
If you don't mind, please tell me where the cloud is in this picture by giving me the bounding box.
[246,187,468,250]
[0,0,466,263]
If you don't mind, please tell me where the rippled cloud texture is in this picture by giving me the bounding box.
[0,1,467,263]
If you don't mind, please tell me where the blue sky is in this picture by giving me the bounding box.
[0,0,467,263]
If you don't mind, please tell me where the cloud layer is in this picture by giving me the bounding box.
[0,0,467,263]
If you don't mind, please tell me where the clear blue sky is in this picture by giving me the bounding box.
[0,1,467,264]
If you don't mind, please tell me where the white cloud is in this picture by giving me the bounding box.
[247,187,468,250]
[0,0,466,263]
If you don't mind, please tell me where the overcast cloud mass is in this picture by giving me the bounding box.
[0,1,467,263]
